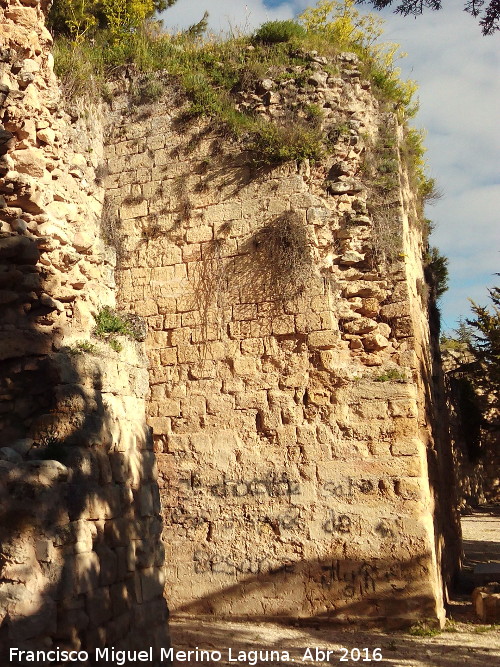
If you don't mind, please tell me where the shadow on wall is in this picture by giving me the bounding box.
[410,346,461,599]
[174,554,441,629]
[0,233,169,663]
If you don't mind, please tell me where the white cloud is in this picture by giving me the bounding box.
[432,184,500,256]
[378,6,500,329]
[160,0,294,34]
[430,181,500,325]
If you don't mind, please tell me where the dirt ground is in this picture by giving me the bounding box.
[461,505,500,568]
[170,507,500,667]
[170,615,499,667]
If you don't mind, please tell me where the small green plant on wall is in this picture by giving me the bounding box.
[95,306,133,337]
[374,368,408,382]
[109,339,123,353]
[94,306,143,352]
[67,340,98,355]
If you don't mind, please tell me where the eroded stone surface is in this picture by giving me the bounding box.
[0,0,460,649]
[473,584,500,622]
[102,62,456,625]
[0,1,168,662]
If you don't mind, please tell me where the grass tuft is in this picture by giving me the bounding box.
[374,368,408,383]
[408,620,441,637]
[249,119,324,165]
[95,307,134,338]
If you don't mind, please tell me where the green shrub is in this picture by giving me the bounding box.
[377,157,398,174]
[75,340,98,354]
[368,64,418,115]
[419,176,442,204]
[131,74,164,104]
[77,340,97,353]
[253,20,306,44]
[303,103,325,127]
[400,126,439,205]
[95,307,133,337]
[424,247,449,300]
[250,121,324,165]
[181,71,227,118]
[184,10,209,39]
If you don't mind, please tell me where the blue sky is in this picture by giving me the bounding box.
[160,1,500,333]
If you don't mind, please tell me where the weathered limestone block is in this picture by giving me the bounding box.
[472,584,500,622]
[381,301,409,319]
[327,179,364,194]
[393,316,413,338]
[363,332,389,351]
[308,330,339,348]
[186,225,213,243]
[343,317,378,335]
[10,147,46,176]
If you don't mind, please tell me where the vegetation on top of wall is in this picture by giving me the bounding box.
[50,1,423,167]
[48,0,173,41]
[400,127,441,214]
[300,1,419,115]
[422,246,449,335]
[252,19,307,44]
[50,3,447,333]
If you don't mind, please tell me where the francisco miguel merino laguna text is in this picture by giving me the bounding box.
[10,647,290,665]
[10,646,384,664]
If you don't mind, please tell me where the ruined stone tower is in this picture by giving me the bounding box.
[106,60,459,626]
[1,0,460,659]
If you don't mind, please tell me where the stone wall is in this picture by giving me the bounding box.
[106,56,458,626]
[0,0,460,645]
[0,1,169,661]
